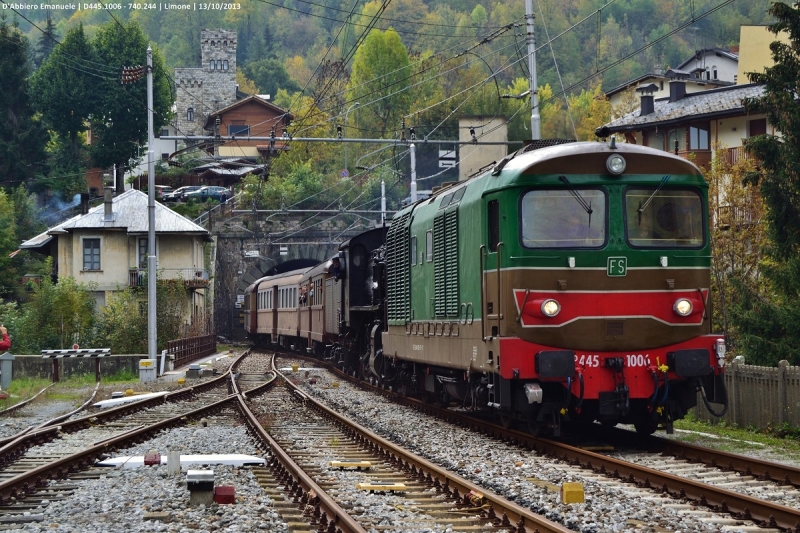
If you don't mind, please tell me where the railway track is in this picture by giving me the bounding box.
[257,355,571,533]
[280,352,800,532]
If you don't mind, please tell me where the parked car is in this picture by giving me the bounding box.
[164,185,203,202]
[153,185,173,201]
[184,186,228,202]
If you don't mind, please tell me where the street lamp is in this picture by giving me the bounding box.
[344,102,360,175]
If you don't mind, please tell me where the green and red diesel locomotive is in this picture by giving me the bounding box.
[245,139,728,435]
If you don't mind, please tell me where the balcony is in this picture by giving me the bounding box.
[725,146,760,167]
[129,268,209,289]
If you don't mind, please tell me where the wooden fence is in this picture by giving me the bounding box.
[166,334,217,368]
[693,360,800,429]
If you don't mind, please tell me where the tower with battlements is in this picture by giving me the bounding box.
[174,29,238,141]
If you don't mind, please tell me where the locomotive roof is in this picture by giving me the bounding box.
[499,140,702,175]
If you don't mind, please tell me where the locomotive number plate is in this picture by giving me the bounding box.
[607,256,627,277]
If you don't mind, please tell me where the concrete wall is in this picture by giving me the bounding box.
[5,355,146,380]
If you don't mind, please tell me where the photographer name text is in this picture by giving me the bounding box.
[3,2,241,9]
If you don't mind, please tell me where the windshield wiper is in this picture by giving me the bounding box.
[559,175,593,215]
[638,175,671,225]
[559,175,593,227]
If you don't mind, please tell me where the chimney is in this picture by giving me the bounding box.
[103,186,114,221]
[729,45,739,54]
[636,83,658,116]
[80,193,90,215]
[669,79,686,102]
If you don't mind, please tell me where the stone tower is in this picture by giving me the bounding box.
[174,29,238,141]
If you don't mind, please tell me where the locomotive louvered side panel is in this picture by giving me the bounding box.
[386,211,412,324]
[445,208,459,317]
[433,213,446,317]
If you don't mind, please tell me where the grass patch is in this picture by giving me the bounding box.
[673,414,800,461]
[0,376,52,407]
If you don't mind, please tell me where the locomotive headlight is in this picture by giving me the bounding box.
[606,154,627,175]
[673,298,693,317]
[541,299,561,317]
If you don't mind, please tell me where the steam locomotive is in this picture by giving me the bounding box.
[244,139,728,435]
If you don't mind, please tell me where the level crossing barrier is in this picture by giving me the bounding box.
[41,348,112,382]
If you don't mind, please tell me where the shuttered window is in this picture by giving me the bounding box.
[434,208,459,318]
[386,211,412,324]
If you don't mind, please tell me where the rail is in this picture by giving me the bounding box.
[193,192,240,228]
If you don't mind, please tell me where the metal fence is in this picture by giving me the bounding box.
[166,334,217,368]
[693,360,800,429]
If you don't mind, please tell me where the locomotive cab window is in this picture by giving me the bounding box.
[520,189,606,248]
[625,188,704,247]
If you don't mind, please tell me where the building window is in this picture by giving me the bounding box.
[209,61,216,71]
[229,124,250,136]
[216,60,222,70]
[223,60,229,71]
[749,118,767,137]
[160,129,169,137]
[712,67,718,80]
[667,129,685,152]
[83,238,101,271]
[161,153,169,161]
[187,107,194,121]
[689,124,710,150]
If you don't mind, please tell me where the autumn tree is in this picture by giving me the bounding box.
[348,29,412,138]
[706,145,766,350]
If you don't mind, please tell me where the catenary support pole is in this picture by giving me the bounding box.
[147,46,157,363]
[525,0,540,140]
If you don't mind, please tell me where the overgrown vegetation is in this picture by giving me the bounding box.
[674,415,800,454]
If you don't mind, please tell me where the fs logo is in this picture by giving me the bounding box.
[607,257,627,277]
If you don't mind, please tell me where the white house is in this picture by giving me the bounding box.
[20,189,213,325]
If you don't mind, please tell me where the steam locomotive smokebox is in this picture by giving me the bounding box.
[668,349,712,377]
[536,351,575,379]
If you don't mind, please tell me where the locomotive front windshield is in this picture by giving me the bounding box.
[625,188,704,247]
[521,189,606,248]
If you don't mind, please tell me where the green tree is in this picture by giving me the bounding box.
[94,277,195,354]
[32,10,59,69]
[728,1,800,365]
[0,189,18,298]
[13,272,97,353]
[90,21,173,192]
[348,28,412,138]
[32,24,96,158]
[242,58,300,96]
[0,17,48,189]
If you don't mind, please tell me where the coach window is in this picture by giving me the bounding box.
[520,189,606,248]
[82,238,101,271]
[625,188,704,247]
[411,236,417,266]
[425,230,433,262]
